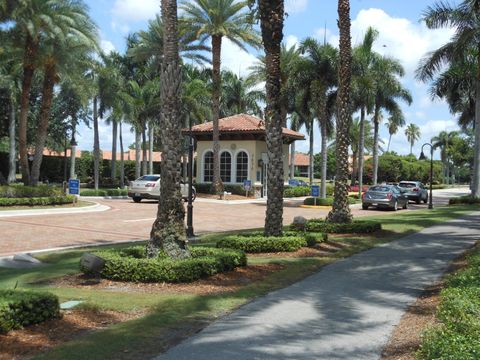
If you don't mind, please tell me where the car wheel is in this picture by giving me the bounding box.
[423,196,428,204]
[392,200,398,211]
[191,189,196,202]
[362,204,369,210]
[133,197,142,203]
[403,201,408,210]
[415,197,421,204]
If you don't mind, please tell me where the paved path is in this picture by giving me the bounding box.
[154,211,480,360]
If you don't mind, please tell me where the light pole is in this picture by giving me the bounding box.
[419,143,434,209]
[186,117,195,238]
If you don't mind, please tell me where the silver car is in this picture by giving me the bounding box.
[362,184,409,211]
[128,174,196,203]
[398,181,428,204]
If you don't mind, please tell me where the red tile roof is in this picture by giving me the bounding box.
[188,114,305,140]
[292,153,310,166]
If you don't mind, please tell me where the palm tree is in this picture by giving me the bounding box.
[256,0,285,236]
[350,118,374,184]
[416,0,480,197]
[370,55,412,185]
[294,37,338,197]
[385,110,405,152]
[180,0,261,194]
[405,123,421,154]
[432,130,458,184]
[221,70,264,117]
[148,0,190,259]
[327,0,352,224]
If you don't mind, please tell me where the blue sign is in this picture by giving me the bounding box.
[68,179,80,195]
[311,185,320,197]
[243,180,252,191]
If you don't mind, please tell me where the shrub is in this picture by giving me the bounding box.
[449,196,480,205]
[0,196,75,207]
[80,189,127,197]
[217,234,307,253]
[81,246,246,283]
[284,186,311,198]
[0,290,60,334]
[0,185,63,198]
[303,197,357,206]
[292,219,381,234]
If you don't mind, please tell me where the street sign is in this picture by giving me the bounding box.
[243,180,252,191]
[68,179,80,195]
[311,185,320,197]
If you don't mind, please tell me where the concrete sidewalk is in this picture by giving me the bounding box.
[154,212,480,360]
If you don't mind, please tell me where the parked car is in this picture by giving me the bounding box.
[128,175,196,203]
[288,179,308,187]
[362,184,409,211]
[397,181,428,204]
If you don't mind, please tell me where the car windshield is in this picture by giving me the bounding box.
[399,182,416,188]
[137,175,160,181]
[369,186,391,192]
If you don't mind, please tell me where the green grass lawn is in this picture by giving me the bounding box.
[1,204,479,359]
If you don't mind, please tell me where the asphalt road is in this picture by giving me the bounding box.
[0,187,469,257]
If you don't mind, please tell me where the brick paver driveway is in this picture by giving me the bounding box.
[0,188,468,257]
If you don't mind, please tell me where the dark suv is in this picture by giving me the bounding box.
[398,181,428,204]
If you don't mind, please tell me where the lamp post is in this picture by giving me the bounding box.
[186,117,195,238]
[419,143,434,209]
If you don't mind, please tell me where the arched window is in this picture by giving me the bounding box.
[203,151,213,182]
[220,151,231,183]
[236,151,248,183]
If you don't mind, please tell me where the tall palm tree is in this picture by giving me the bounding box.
[350,118,374,184]
[148,0,190,259]
[405,123,421,155]
[294,38,338,197]
[432,130,458,184]
[370,55,412,185]
[180,0,261,194]
[221,70,264,117]
[327,0,352,224]
[385,110,405,152]
[416,0,480,197]
[257,0,285,236]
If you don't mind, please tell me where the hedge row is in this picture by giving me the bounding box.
[81,246,246,283]
[303,197,357,206]
[449,196,480,205]
[292,219,381,234]
[284,186,311,198]
[0,196,75,207]
[194,183,248,196]
[80,189,128,197]
[418,248,480,359]
[216,234,315,253]
[0,290,60,334]
[0,185,63,198]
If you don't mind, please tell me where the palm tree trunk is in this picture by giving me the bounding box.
[211,34,223,194]
[372,105,380,185]
[309,123,314,185]
[149,122,154,174]
[111,120,117,180]
[93,96,100,190]
[119,120,125,188]
[148,0,189,259]
[19,38,38,185]
[351,151,357,184]
[70,121,77,180]
[142,123,148,175]
[259,0,285,236]
[387,133,392,152]
[327,0,352,223]
[290,141,295,179]
[8,95,16,184]
[357,107,365,197]
[320,119,328,198]
[30,62,56,186]
[135,128,141,179]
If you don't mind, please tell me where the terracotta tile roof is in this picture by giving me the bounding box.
[188,114,305,140]
[292,153,310,166]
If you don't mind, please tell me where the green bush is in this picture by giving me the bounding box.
[303,197,357,206]
[80,189,127,197]
[0,196,75,207]
[217,234,307,253]
[284,186,311,198]
[0,290,60,334]
[449,196,480,205]
[81,246,246,283]
[0,185,63,198]
[292,219,381,234]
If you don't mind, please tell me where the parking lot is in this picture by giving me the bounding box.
[0,188,469,257]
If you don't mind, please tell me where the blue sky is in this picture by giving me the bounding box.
[78,0,461,160]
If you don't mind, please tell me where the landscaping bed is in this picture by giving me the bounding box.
[292,218,382,233]
[0,185,75,207]
[216,232,316,253]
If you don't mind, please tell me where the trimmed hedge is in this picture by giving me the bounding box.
[80,189,128,197]
[194,183,247,196]
[303,197,357,206]
[0,290,60,334]
[292,219,381,234]
[81,246,246,283]
[0,196,75,207]
[284,186,311,198]
[217,234,308,253]
[0,185,63,198]
[449,196,480,205]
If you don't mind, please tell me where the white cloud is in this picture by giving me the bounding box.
[285,0,308,14]
[77,119,136,153]
[220,38,259,77]
[111,0,159,23]
[100,39,116,55]
[285,35,299,49]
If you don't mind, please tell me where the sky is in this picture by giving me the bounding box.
[77,0,461,160]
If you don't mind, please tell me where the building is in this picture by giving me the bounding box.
[291,153,310,178]
[186,114,305,197]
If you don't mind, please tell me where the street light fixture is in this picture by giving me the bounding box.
[186,118,195,238]
[419,143,434,209]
